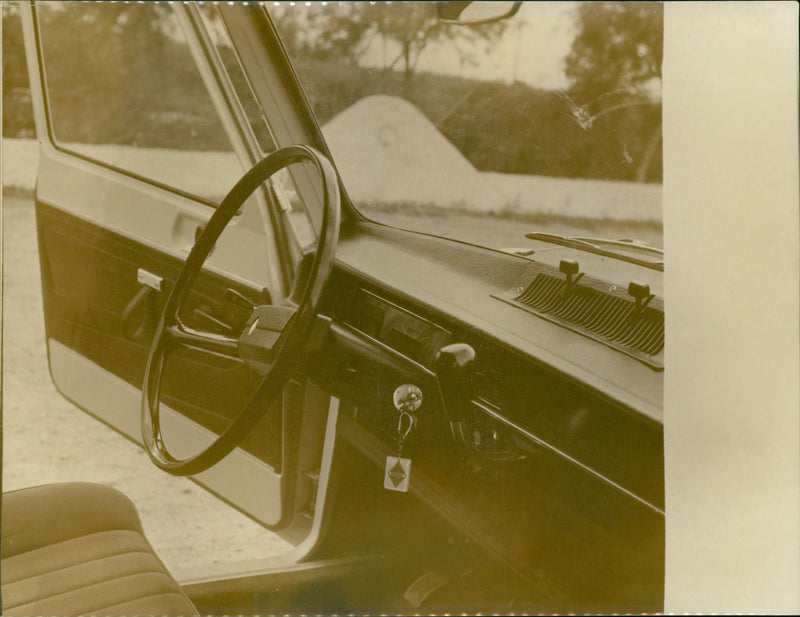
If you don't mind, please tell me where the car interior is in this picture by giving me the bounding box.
[2,2,665,614]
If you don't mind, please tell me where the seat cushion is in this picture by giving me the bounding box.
[1,482,199,616]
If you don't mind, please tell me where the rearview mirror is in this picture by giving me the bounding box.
[437,1,522,25]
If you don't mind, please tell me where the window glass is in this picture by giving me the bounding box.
[271,2,663,252]
[37,3,243,204]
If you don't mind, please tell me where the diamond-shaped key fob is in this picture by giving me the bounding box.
[384,456,411,492]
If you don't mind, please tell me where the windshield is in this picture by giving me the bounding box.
[271,1,662,252]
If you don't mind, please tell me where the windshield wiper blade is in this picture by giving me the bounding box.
[571,236,664,257]
[524,232,600,251]
[524,231,664,271]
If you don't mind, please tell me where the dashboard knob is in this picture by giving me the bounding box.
[434,343,476,429]
[436,343,476,369]
[393,384,423,413]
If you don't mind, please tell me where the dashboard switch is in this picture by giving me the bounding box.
[435,343,476,430]
[627,281,654,312]
[559,259,580,276]
[436,343,476,370]
[559,259,584,295]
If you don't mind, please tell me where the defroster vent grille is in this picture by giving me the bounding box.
[494,265,664,369]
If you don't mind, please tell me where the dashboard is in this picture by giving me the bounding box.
[346,288,452,369]
[310,222,665,609]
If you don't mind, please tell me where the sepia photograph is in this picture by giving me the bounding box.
[1,1,797,615]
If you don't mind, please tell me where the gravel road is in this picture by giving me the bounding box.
[1,190,292,577]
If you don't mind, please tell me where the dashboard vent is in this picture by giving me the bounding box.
[494,266,664,369]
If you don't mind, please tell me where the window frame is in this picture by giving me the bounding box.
[187,4,300,283]
[214,4,363,230]
[31,3,252,209]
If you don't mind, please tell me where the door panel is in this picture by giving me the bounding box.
[36,202,282,471]
[22,2,296,527]
[33,169,291,527]
[47,339,286,525]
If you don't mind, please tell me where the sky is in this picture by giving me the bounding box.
[359,2,582,91]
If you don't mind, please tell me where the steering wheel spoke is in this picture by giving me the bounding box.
[166,322,240,358]
[141,145,340,476]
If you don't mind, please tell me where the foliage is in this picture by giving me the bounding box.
[562,2,663,181]
[3,2,661,182]
[2,3,35,136]
[272,2,506,81]
[2,4,26,89]
[293,59,661,183]
[565,2,663,104]
[29,3,231,150]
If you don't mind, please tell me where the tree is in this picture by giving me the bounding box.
[2,4,26,89]
[271,4,371,66]
[565,2,663,104]
[3,3,36,137]
[563,2,663,182]
[273,2,507,84]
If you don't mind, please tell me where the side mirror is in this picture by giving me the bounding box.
[437,1,522,25]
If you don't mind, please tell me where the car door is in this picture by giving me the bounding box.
[20,2,315,528]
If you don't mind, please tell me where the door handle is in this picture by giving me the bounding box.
[137,268,162,291]
[122,269,163,340]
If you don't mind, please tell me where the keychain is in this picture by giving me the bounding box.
[384,384,423,492]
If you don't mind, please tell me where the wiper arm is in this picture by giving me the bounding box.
[524,232,600,251]
[524,231,664,271]
[572,236,664,257]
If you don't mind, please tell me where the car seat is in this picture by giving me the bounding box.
[1,482,199,616]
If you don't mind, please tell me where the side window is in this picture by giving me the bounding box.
[36,3,242,204]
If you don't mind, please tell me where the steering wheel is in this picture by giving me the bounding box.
[141,145,340,476]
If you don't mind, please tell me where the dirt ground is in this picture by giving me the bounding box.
[1,190,293,578]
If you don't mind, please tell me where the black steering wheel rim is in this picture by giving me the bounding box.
[141,145,340,476]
